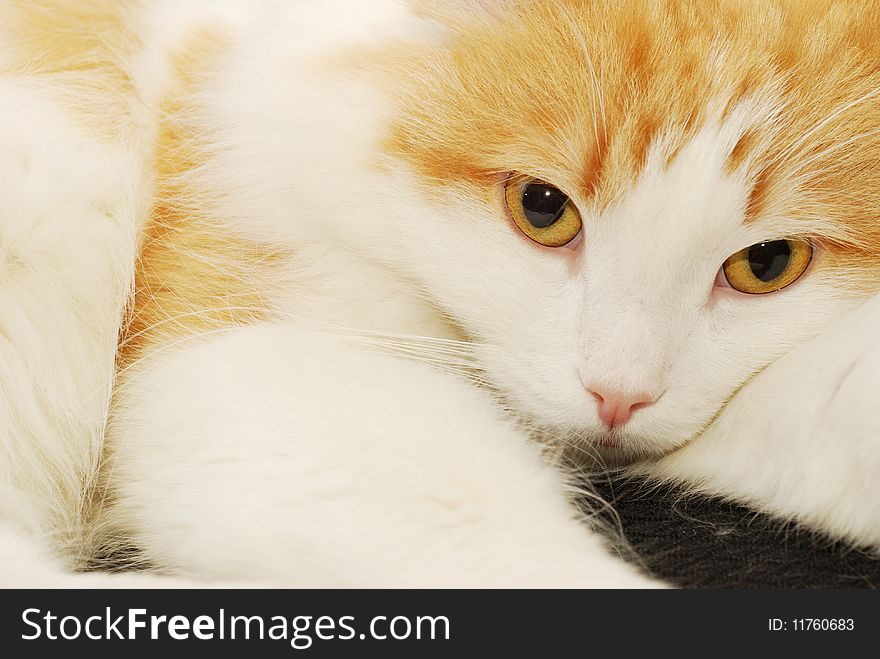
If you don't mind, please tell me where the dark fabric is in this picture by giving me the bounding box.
[589,476,880,588]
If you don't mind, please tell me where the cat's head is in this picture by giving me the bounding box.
[369,0,880,461]
[227,0,880,463]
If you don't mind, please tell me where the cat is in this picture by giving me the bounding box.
[1,0,878,587]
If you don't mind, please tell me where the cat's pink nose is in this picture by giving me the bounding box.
[588,388,656,429]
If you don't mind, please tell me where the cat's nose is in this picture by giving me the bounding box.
[587,388,657,429]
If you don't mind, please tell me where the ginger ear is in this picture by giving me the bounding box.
[409,0,519,27]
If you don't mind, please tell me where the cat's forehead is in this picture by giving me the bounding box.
[383,0,880,282]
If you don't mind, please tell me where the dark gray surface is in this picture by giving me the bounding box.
[590,476,880,588]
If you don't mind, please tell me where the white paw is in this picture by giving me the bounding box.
[638,292,880,548]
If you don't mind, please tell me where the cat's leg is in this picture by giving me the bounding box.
[0,522,249,587]
[636,291,880,549]
[0,80,144,579]
[106,325,658,587]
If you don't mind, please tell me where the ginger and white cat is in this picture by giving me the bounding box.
[0,0,878,587]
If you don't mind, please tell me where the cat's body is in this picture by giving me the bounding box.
[1,0,879,587]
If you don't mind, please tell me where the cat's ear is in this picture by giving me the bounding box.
[409,0,518,27]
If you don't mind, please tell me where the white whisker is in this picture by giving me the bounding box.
[773,81,880,170]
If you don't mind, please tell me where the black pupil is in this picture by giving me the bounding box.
[748,240,791,282]
[521,183,569,229]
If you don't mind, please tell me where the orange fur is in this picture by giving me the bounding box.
[0,2,286,370]
[117,29,286,371]
[12,1,880,368]
[386,0,880,287]
[0,0,142,137]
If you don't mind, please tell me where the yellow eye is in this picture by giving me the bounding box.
[722,239,813,294]
[504,176,582,247]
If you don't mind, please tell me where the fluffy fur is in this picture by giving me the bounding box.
[0,79,138,573]
[1,0,878,587]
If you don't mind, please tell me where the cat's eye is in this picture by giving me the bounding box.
[504,177,582,247]
[721,239,813,294]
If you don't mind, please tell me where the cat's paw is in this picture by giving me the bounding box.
[637,292,880,549]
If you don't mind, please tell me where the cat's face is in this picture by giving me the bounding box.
[233,0,880,462]
[371,0,880,461]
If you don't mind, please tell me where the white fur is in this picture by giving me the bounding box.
[0,80,140,575]
[634,291,880,548]
[108,325,650,587]
[0,70,260,588]
[0,523,229,588]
